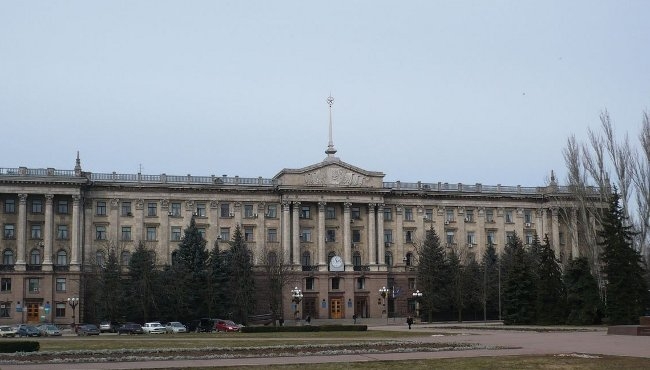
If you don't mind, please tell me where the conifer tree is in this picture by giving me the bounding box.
[564,257,603,325]
[535,234,567,324]
[173,216,209,317]
[416,226,450,322]
[224,225,256,324]
[481,243,500,320]
[128,241,158,322]
[502,233,536,324]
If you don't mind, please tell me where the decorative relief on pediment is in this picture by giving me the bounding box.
[304,167,367,186]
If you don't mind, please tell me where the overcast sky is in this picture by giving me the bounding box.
[1,1,648,186]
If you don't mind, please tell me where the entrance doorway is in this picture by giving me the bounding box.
[330,298,342,319]
[355,297,368,318]
[26,303,39,323]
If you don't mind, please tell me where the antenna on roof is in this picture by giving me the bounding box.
[325,94,337,158]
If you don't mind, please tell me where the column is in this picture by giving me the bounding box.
[292,201,300,265]
[318,201,326,267]
[571,208,579,259]
[541,209,549,239]
[43,194,54,269]
[15,193,27,270]
[255,203,266,265]
[281,201,291,262]
[476,207,484,258]
[551,207,560,258]
[377,204,385,266]
[70,194,81,270]
[367,203,376,266]
[395,205,404,265]
[496,207,505,255]
[343,202,351,266]
[161,199,171,263]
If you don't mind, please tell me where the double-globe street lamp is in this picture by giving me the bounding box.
[412,290,423,319]
[379,286,390,324]
[290,287,303,322]
[67,297,79,331]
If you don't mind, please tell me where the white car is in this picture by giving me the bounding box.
[142,322,166,334]
[164,321,187,334]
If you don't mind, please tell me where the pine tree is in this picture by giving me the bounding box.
[599,190,650,324]
[97,247,124,322]
[448,249,463,322]
[224,225,256,324]
[535,234,567,324]
[127,241,158,323]
[416,226,450,322]
[564,257,603,325]
[481,243,500,320]
[173,216,209,318]
[502,233,536,324]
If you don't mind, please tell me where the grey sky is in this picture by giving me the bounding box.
[1,1,648,186]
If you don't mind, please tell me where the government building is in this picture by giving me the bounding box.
[0,104,588,325]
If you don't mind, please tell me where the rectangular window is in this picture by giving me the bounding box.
[0,278,11,292]
[31,199,43,214]
[352,229,361,243]
[170,202,181,217]
[4,199,15,214]
[220,203,230,217]
[300,206,311,219]
[3,224,15,239]
[487,231,496,245]
[326,229,336,242]
[57,200,69,214]
[244,204,254,218]
[306,277,315,290]
[171,226,182,241]
[486,209,494,223]
[506,232,515,244]
[446,231,455,245]
[220,227,230,241]
[244,227,254,241]
[266,204,277,218]
[331,277,340,290]
[356,277,365,290]
[196,203,206,217]
[467,232,476,245]
[384,230,393,244]
[147,202,157,217]
[55,303,65,318]
[405,230,414,243]
[559,232,565,245]
[351,206,361,220]
[31,224,42,239]
[424,208,433,221]
[525,232,533,245]
[28,278,39,293]
[0,303,10,318]
[95,226,106,240]
[408,278,416,289]
[96,201,107,216]
[121,201,132,216]
[524,210,532,224]
[56,225,68,240]
[445,209,454,222]
[197,228,206,239]
[121,226,132,241]
[56,277,66,292]
[300,228,312,242]
[267,228,278,242]
[404,207,413,221]
[146,227,157,241]
[326,206,336,219]
[465,210,474,222]
[383,207,393,221]
[505,210,513,223]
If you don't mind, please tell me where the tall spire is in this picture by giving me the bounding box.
[74,151,82,176]
[325,94,337,158]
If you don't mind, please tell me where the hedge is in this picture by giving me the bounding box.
[0,341,40,353]
[241,325,367,333]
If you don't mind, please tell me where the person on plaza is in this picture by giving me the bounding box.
[306,315,311,325]
[353,314,358,324]
[406,316,414,329]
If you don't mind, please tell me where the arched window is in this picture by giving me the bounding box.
[352,251,361,267]
[29,249,41,265]
[121,251,131,266]
[301,251,311,266]
[405,252,414,266]
[385,251,393,267]
[95,251,105,266]
[267,251,278,266]
[2,249,14,265]
[56,250,67,265]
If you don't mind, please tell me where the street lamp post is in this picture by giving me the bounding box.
[379,286,389,324]
[67,297,79,331]
[290,286,303,324]
[412,290,423,319]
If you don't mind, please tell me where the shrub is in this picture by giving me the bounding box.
[0,341,40,353]
[241,325,366,333]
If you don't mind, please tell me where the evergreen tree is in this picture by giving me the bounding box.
[463,258,484,321]
[173,216,209,318]
[564,257,603,325]
[416,226,450,322]
[481,243,500,321]
[502,233,536,324]
[599,190,650,324]
[224,225,256,324]
[535,234,567,324]
[97,247,124,321]
[448,249,463,322]
[127,241,158,323]
[207,241,229,318]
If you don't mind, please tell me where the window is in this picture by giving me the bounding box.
[405,230,414,243]
[425,208,433,221]
[404,207,413,221]
[244,227,254,241]
[171,226,182,241]
[266,204,277,218]
[331,277,340,290]
[486,209,494,223]
[197,227,206,239]
[487,231,496,245]
[121,251,131,265]
[467,232,476,245]
[385,251,393,266]
[57,200,69,214]
[4,199,15,214]
[96,251,105,266]
[302,251,311,266]
[96,201,107,216]
[56,250,67,265]
[384,230,393,244]
[56,278,66,292]
[306,277,314,290]
[405,252,414,266]
[30,249,41,265]
[326,229,336,242]
[465,210,474,222]
[30,224,42,239]
[524,210,532,223]
[267,228,278,242]
[196,203,206,217]
[3,224,15,239]
[56,225,69,240]
[28,278,39,293]
[0,303,10,318]
[220,227,230,241]
[559,232,566,245]
[505,210,513,223]
[351,206,361,220]
[121,226,132,241]
[0,278,11,292]
[147,202,157,217]
[300,206,311,219]
[383,207,393,221]
[31,199,43,214]
[170,202,181,217]
[146,227,157,241]
[525,232,533,245]
[220,203,230,217]
[445,209,454,222]
[244,204,254,218]
[506,232,515,244]
[352,229,361,243]
[326,206,336,219]
[408,278,416,289]
[95,226,106,240]
[266,251,278,266]
[352,251,361,266]
[356,277,365,290]
[446,231,455,245]
[2,249,13,265]
[122,201,132,216]
[55,303,65,318]
[300,228,312,242]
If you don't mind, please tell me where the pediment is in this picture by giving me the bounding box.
[274,158,384,188]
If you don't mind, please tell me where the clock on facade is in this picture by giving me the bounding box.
[330,255,344,271]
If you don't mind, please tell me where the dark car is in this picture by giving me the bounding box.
[117,322,145,335]
[99,320,121,333]
[187,318,214,333]
[17,324,41,337]
[76,323,100,336]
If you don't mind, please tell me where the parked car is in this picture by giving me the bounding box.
[214,319,241,332]
[117,322,145,335]
[36,324,62,336]
[17,324,41,337]
[164,321,187,334]
[99,320,121,333]
[142,322,166,334]
[76,323,100,336]
[187,318,214,333]
[0,325,16,337]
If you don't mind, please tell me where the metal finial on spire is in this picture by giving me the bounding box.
[325,95,337,158]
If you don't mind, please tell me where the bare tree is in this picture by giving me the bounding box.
[632,111,650,259]
[258,245,298,324]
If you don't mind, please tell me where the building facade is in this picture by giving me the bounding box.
[0,152,588,325]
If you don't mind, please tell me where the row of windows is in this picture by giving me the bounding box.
[281,250,415,269]
[1,249,69,266]
[0,276,68,294]
[1,199,72,214]
[3,224,70,240]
